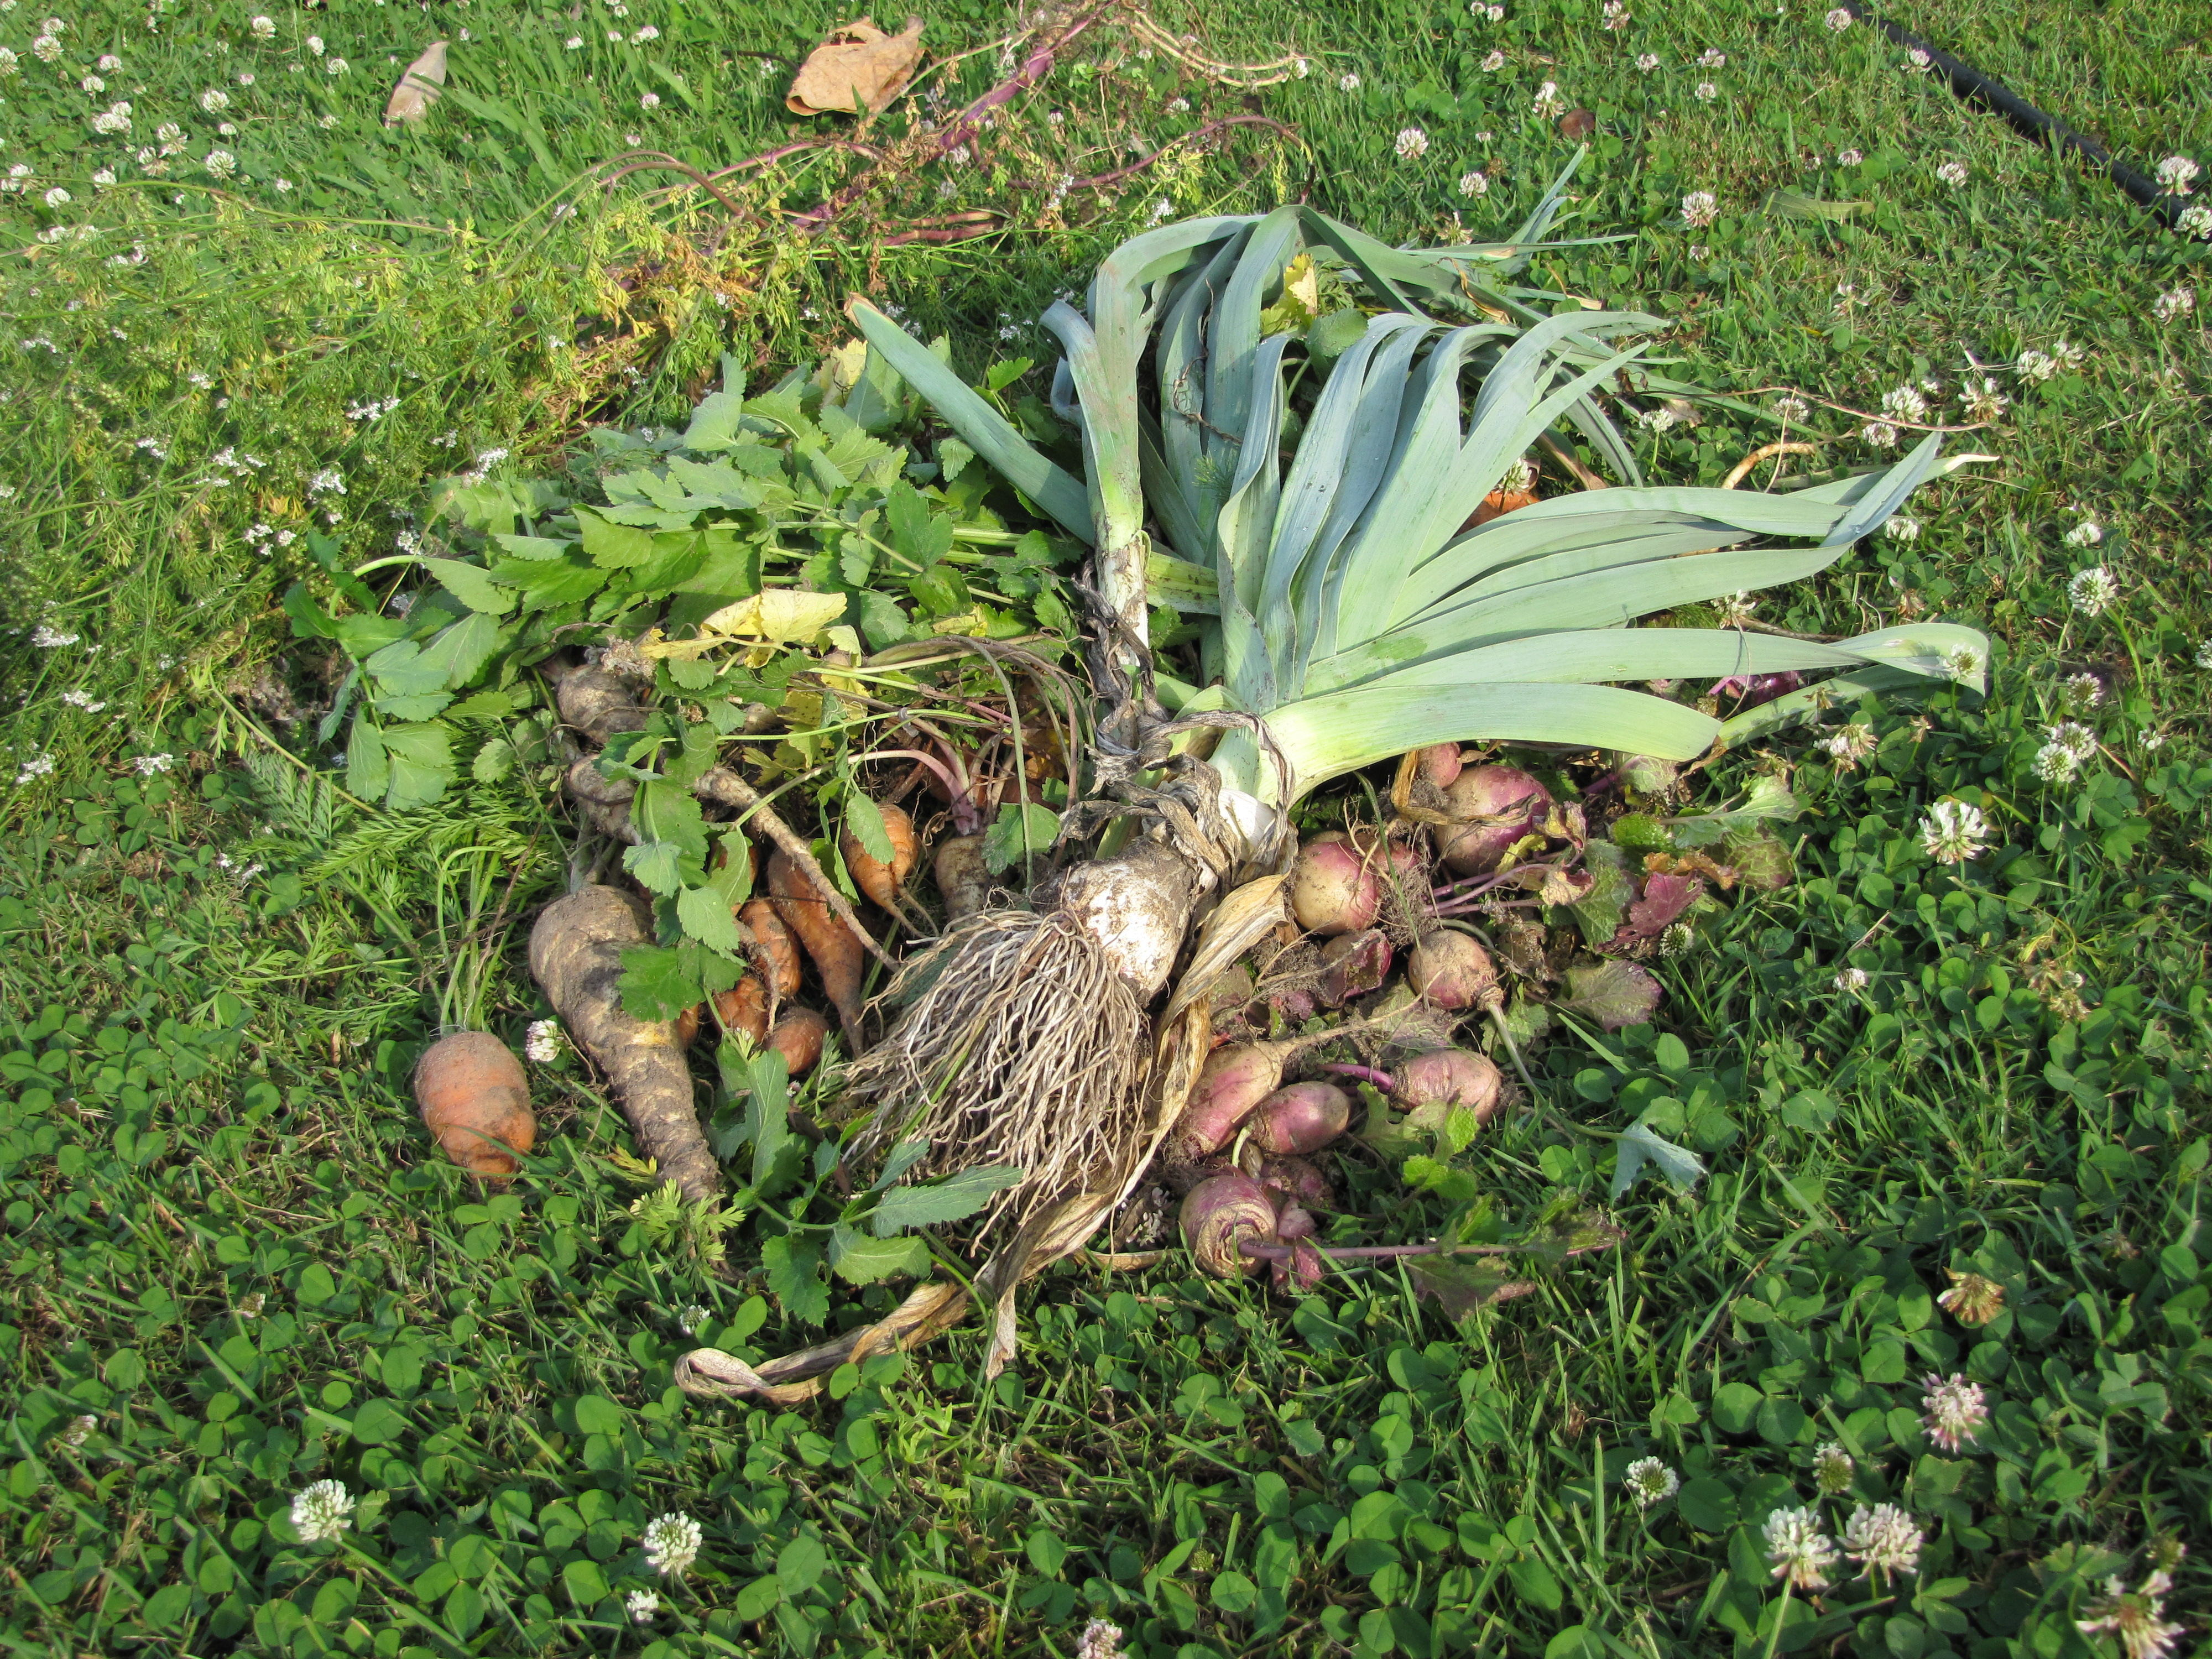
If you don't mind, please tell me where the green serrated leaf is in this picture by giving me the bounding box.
[346,709,389,801]
[872,1164,1023,1237]
[843,787,895,868]
[675,883,744,957]
[381,723,453,810]
[868,1139,932,1192]
[980,803,1060,875]
[576,508,659,569]
[761,1234,829,1326]
[618,945,702,1022]
[746,1047,790,1188]
[1610,1120,1708,1201]
[416,609,507,689]
[421,557,518,617]
[623,839,687,898]
[827,1226,931,1285]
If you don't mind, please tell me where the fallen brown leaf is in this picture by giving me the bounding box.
[1557,107,1596,140]
[787,15,925,117]
[384,40,448,127]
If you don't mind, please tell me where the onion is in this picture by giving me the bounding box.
[1407,930,1500,1011]
[1248,1082,1352,1155]
[1437,766,1551,874]
[1180,1173,1276,1277]
[1317,930,1392,1007]
[1290,832,1381,935]
[1396,1048,1504,1123]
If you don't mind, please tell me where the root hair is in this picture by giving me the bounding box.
[843,910,1148,1237]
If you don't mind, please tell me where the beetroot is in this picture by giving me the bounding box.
[1290,832,1382,935]
[1248,1082,1352,1155]
[1397,1048,1504,1123]
[1318,930,1393,1007]
[1407,930,1500,1011]
[1437,766,1551,874]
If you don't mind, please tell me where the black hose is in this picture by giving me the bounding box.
[1840,3,2182,229]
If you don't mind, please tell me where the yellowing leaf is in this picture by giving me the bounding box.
[646,589,851,660]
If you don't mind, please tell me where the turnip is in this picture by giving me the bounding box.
[1317,930,1392,1007]
[1416,744,1464,789]
[1180,1173,1276,1278]
[1290,832,1381,936]
[1167,1021,1390,1162]
[1248,1082,1352,1155]
[1258,1154,1337,1213]
[1397,1048,1504,1124]
[1407,930,1500,1012]
[1437,766,1552,874]
[414,1031,536,1180]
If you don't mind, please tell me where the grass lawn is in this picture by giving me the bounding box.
[2,0,2209,1655]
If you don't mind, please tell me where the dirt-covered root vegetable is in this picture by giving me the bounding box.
[712,977,771,1045]
[842,803,918,911]
[1415,744,1463,790]
[1173,1043,1288,1159]
[674,1004,702,1048]
[768,1007,830,1076]
[1036,837,1202,1001]
[1397,1048,1505,1125]
[932,833,992,922]
[414,1031,536,1179]
[1290,832,1382,936]
[1181,1173,1276,1278]
[740,899,801,1000]
[1248,1082,1352,1155]
[1259,1154,1337,1212]
[768,852,864,1042]
[546,657,653,745]
[1318,930,1393,1007]
[529,884,720,1202]
[1408,930,1501,1012]
[1437,766,1552,875]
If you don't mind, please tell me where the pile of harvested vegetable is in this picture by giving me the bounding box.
[322,166,1991,1398]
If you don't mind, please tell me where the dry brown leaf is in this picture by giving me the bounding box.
[384,40,448,127]
[787,15,925,117]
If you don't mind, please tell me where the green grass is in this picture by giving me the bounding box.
[3,0,2210,1655]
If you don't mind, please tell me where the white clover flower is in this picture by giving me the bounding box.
[306,33,322,54]
[1822,722,1876,766]
[524,1018,564,1063]
[2062,520,2104,550]
[1076,1621,1128,1659]
[631,23,658,41]
[1881,383,1929,424]
[2152,286,2198,324]
[1838,147,1863,166]
[1693,80,1718,101]
[60,688,106,711]
[1636,52,1660,71]
[1823,6,1851,29]
[565,34,582,48]
[43,186,71,206]
[1920,1372,1988,1452]
[92,103,131,133]
[1698,48,1726,67]
[290,1479,356,1543]
[626,1590,659,1623]
[205,148,236,178]
[1338,70,1360,92]
[1603,1,1629,27]
[1446,169,1485,199]
[1681,189,1718,227]
[33,624,80,648]
[1959,375,2007,421]
[676,1302,709,1335]
[2155,155,2198,195]
[2138,728,2167,752]
[2178,203,2212,239]
[1770,393,1811,421]
[1532,80,1564,117]
[1687,244,1712,262]
[1812,1442,1855,1495]
[2015,347,2057,382]
[1842,1504,1923,1578]
[607,29,623,41]
[1905,46,1931,71]
[2051,338,2086,373]
[42,18,66,34]
[1935,159,1969,187]
[1942,643,1983,682]
[1481,49,1505,71]
[1294,57,1309,77]
[15,753,56,785]
[134,753,175,775]
[81,71,104,91]
[1764,1506,1839,1590]
[325,56,346,74]
[1882,514,1921,541]
[2062,671,2102,709]
[1624,1458,1679,1508]
[201,87,230,112]
[33,33,61,61]
[641,1512,702,1577]
[1395,126,1429,160]
[251,14,274,38]
[62,1413,97,1446]
[0,46,17,74]
[639,90,659,108]
[2033,742,2079,784]
[1918,797,1989,864]
[2048,721,2098,763]
[2077,1573,2187,1659]
[1834,966,1869,993]
[2067,564,2116,615]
